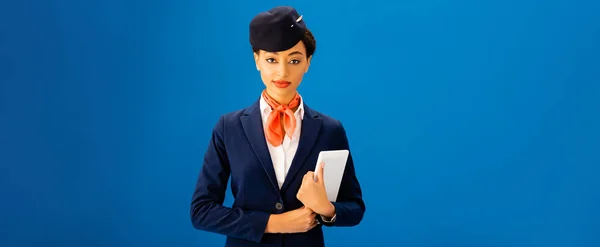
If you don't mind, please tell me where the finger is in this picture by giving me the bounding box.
[303,171,314,183]
[309,220,318,230]
[306,217,317,226]
[304,172,313,182]
[317,163,325,185]
[304,207,314,214]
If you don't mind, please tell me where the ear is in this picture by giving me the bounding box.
[253,52,260,71]
[305,55,312,73]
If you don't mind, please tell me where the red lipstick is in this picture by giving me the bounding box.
[273,80,291,88]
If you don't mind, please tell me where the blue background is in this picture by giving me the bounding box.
[1,0,599,246]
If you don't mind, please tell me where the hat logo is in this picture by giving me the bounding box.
[291,15,303,27]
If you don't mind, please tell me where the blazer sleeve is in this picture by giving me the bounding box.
[190,115,271,243]
[322,120,366,227]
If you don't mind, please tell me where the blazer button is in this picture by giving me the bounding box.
[275,202,283,210]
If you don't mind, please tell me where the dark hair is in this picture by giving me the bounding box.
[253,29,316,58]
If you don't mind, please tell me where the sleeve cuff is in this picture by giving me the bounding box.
[320,214,336,223]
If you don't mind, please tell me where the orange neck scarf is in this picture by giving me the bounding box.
[262,90,301,147]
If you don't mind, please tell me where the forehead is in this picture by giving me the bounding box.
[261,41,306,56]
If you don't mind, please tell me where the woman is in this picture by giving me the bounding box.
[190,6,365,247]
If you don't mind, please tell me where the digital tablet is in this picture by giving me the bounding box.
[314,149,349,202]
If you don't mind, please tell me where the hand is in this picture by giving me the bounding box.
[296,163,336,217]
[265,206,318,233]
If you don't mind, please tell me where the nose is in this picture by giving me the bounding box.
[277,63,289,77]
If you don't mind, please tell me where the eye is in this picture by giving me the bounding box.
[266,58,276,63]
[290,59,301,64]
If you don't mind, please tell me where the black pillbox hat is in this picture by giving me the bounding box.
[249,6,306,52]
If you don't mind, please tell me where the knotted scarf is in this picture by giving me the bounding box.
[262,90,301,147]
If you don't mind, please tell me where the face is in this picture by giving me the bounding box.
[254,41,311,103]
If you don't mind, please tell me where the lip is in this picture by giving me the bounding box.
[273,80,291,88]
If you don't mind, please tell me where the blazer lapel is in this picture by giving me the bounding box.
[281,104,322,192]
[240,100,279,191]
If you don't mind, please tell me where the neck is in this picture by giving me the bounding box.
[265,89,297,105]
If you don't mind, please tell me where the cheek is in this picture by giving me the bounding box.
[290,66,306,83]
[259,64,277,78]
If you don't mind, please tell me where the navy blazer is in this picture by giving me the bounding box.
[190,99,365,247]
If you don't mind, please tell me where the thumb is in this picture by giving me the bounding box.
[317,162,325,185]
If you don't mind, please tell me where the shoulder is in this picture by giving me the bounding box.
[206,101,257,132]
[304,104,346,132]
[219,108,248,124]
[218,99,260,120]
[306,105,352,148]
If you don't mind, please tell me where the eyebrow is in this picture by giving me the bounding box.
[266,51,304,56]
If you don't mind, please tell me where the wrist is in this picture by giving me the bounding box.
[265,214,281,233]
[319,202,336,218]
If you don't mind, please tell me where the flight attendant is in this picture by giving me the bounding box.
[190,6,365,247]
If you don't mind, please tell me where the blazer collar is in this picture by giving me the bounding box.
[244,97,319,120]
[241,97,322,192]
